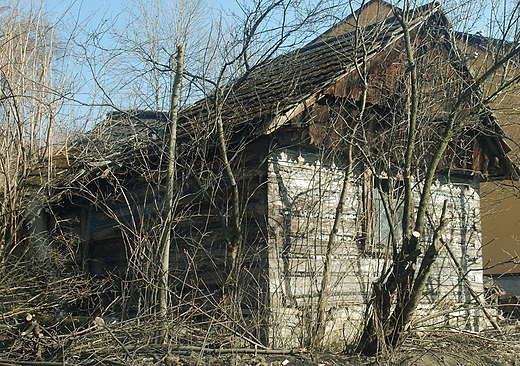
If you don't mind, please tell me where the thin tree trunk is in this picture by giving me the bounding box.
[311,167,350,349]
[311,99,364,350]
[158,41,185,343]
[217,110,243,315]
[359,5,428,353]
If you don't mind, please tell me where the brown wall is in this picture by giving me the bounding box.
[464,44,520,274]
[481,87,520,275]
[481,182,520,274]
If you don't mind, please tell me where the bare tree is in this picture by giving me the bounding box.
[354,0,520,355]
[76,0,350,346]
[158,41,185,342]
[0,0,93,319]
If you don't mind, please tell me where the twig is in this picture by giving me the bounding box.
[102,360,128,366]
[0,361,68,366]
[435,327,520,343]
[443,238,504,337]
[168,345,300,355]
[93,317,133,361]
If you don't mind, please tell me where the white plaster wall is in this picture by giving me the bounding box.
[266,148,483,348]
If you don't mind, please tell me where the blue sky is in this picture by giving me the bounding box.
[39,0,248,128]
[42,0,494,39]
[44,0,240,23]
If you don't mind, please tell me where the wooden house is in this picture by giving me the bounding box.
[316,0,520,291]
[35,2,518,347]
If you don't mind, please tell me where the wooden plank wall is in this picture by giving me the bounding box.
[266,147,483,348]
[51,138,270,322]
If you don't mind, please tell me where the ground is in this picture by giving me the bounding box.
[1,319,520,365]
[161,328,520,365]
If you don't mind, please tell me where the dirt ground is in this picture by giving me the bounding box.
[161,325,520,366]
[2,319,520,365]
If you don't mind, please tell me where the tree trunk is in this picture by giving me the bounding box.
[216,110,244,320]
[158,41,185,343]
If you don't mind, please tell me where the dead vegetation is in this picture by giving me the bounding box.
[1,308,520,366]
[0,264,519,365]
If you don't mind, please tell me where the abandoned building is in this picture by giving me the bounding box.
[30,2,519,348]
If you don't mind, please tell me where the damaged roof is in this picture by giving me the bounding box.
[73,3,444,160]
[178,2,446,133]
[61,1,518,181]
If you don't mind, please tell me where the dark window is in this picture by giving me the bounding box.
[361,173,404,257]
